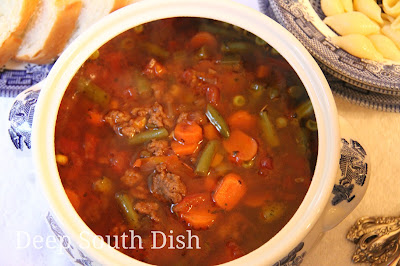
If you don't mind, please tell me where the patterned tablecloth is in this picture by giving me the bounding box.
[1,1,400,265]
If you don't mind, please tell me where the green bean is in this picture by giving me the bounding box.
[139,42,170,59]
[295,100,314,119]
[115,192,140,229]
[255,36,267,46]
[133,72,152,97]
[305,119,318,131]
[221,42,253,53]
[199,23,235,38]
[205,104,230,138]
[195,140,218,176]
[93,176,113,194]
[267,86,280,100]
[260,110,280,147]
[220,54,241,65]
[261,201,286,223]
[77,78,110,107]
[233,95,246,107]
[287,85,305,99]
[128,128,168,145]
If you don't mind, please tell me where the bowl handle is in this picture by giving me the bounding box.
[321,115,370,231]
[8,81,44,152]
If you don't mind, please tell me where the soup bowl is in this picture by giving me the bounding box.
[9,0,370,265]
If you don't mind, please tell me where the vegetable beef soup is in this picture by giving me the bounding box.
[55,18,318,265]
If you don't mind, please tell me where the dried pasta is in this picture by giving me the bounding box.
[322,0,400,62]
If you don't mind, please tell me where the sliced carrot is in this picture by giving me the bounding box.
[189,31,218,50]
[65,188,80,210]
[174,122,203,144]
[204,123,219,140]
[173,193,217,229]
[171,141,198,156]
[181,211,217,230]
[223,130,258,163]
[87,110,104,126]
[213,173,246,210]
[256,65,271,79]
[139,155,195,178]
[132,158,142,168]
[227,110,257,132]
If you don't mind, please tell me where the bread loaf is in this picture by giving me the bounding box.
[68,0,126,45]
[15,0,83,64]
[0,0,38,66]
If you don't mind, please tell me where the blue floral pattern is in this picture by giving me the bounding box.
[8,87,41,150]
[0,63,52,97]
[273,242,306,266]
[332,139,368,206]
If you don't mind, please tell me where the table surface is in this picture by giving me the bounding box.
[1,1,399,265]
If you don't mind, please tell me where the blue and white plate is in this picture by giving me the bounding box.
[261,0,400,95]
[0,61,52,98]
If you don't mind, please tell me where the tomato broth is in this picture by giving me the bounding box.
[55,18,318,265]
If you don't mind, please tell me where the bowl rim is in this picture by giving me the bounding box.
[32,0,340,264]
[267,0,400,93]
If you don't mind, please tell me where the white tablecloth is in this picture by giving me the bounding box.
[1,1,399,265]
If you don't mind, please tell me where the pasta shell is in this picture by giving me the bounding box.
[383,0,400,18]
[324,11,380,35]
[381,24,400,50]
[331,34,384,61]
[392,16,400,30]
[341,0,353,12]
[368,34,400,61]
[321,0,345,16]
[354,0,384,24]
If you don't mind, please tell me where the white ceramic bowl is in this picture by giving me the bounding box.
[265,0,400,95]
[24,0,370,265]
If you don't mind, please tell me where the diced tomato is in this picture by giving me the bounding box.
[109,151,130,175]
[205,85,220,105]
[84,133,99,160]
[144,58,166,78]
[57,137,80,155]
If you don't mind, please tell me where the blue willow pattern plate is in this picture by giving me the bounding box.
[0,61,52,97]
[259,0,400,112]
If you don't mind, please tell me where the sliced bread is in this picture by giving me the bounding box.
[15,0,83,64]
[67,0,126,44]
[0,0,38,66]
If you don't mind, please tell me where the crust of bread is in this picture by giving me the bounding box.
[0,0,38,66]
[15,0,82,64]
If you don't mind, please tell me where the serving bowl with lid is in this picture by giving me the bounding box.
[8,0,370,264]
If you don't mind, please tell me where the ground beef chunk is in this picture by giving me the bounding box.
[105,102,172,138]
[129,185,149,200]
[104,110,146,138]
[151,164,186,203]
[177,111,207,125]
[131,102,173,129]
[147,139,169,156]
[134,202,160,222]
[104,110,131,126]
[121,168,143,187]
